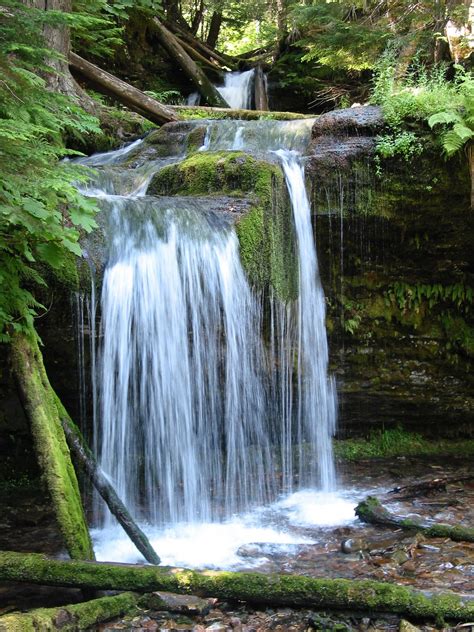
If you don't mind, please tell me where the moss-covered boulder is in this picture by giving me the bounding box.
[147,151,299,300]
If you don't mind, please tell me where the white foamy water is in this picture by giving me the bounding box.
[276,490,357,527]
[92,490,357,568]
[217,69,255,109]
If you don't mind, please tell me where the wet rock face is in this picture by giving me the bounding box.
[307,107,474,436]
[308,105,382,173]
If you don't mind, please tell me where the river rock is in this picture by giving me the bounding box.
[145,591,213,615]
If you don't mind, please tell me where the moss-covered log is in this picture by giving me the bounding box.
[1,551,474,621]
[61,418,161,565]
[356,496,474,542]
[10,334,94,560]
[171,104,313,120]
[0,592,139,632]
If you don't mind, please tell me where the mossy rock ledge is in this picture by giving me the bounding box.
[147,151,299,300]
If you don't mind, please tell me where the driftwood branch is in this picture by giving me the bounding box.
[151,19,229,108]
[69,53,179,125]
[1,551,474,621]
[61,418,161,566]
[355,496,474,543]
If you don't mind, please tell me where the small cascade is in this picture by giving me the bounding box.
[216,69,255,109]
[276,150,336,491]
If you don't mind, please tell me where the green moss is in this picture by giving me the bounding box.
[2,551,474,621]
[147,151,298,299]
[334,428,474,461]
[148,151,267,196]
[10,335,94,560]
[173,107,313,121]
[0,592,139,631]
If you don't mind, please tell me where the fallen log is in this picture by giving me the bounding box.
[0,592,139,632]
[69,53,179,125]
[1,551,474,621]
[254,65,269,111]
[355,496,474,542]
[388,475,474,500]
[61,418,161,566]
[10,334,94,561]
[175,35,225,75]
[164,21,237,70]
[151,19,229,108]
[170,105,313,120]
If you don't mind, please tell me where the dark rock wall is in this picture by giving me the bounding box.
[307,107,474,437]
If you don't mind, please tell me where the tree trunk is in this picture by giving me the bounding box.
[468,143,474,211]
[0,592,140,631]
[151,19,230,107]
[10,334,95,561]
[190,0,204,35]
[176,36,225,75]
[254,66,269,111]
[1,551,474,621]
[355,496,474,542]
[25,0,97,112]
[62,418,161,566]
[164,21,238,70]
[206,12,223,49]
[69,53,179,124]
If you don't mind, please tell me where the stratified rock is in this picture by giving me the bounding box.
[145,591,213,615]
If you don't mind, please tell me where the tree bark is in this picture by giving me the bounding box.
[61,418,161,566]
[206,11,223,49]
[23,0,97,112]
[175,36,225,75]
[355,496,474,542]
[254,66,269,111]
[164,21,237,70]
[69,53,179,124]
[10,334,95,561]
[190,0,204,35]
[1,551,474,621]
[151,19,230,107]
[0,592,140,632]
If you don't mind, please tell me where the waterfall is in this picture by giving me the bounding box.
[76,117,341,561]
[217,69,255,109]
[275,150,336,492]
[98,197,273,524]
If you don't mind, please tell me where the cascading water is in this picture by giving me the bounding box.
[217,69,255,109]
[76,118,351,568]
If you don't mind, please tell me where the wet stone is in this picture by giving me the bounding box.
[146,592,213,615]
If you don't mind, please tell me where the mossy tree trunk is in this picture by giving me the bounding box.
[10,334,94,560]
[1,551,474,621]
